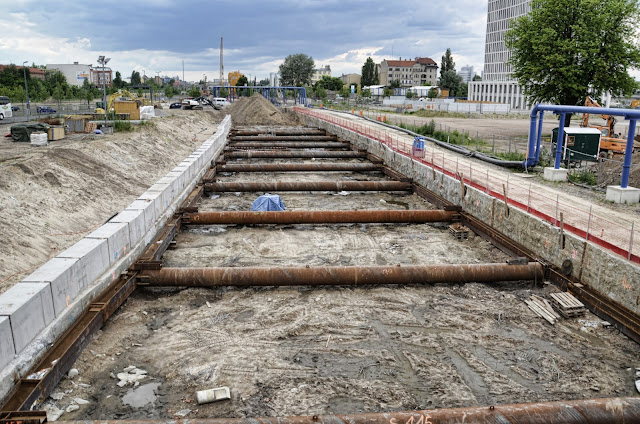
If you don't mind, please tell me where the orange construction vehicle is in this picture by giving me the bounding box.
[581,96,639,155]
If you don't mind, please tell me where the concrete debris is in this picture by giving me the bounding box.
[51,391,65,401]
[67,369,79,379]
[44,404,64,421]
[116,366,148,387]
[74,398,90,405]
[66,404,80,413]
[175,409,191,417]
[196,386,231,405]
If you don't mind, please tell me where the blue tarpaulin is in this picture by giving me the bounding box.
[250,194,286,211]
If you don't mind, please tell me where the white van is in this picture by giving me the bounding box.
[212,97,230,107]
[0,96,13,120]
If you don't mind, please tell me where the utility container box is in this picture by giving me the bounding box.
[412,136,425,158]
[47,126,64,141]
[552,127,601,162]
[64,115,91,133]
[114,101,140,120]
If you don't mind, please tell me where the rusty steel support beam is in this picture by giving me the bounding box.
[230,136,337,142]
[231,129,326,136]
[140,263,544,287]
[219,163,382,173]
[184,209,458,225]
[226,150,364,159]
[204,181,412,193]
[51,397,640,424]
[227,142,350,149]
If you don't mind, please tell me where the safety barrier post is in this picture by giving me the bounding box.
[630,221,635,260]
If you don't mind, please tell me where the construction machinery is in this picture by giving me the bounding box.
[632,99,640,110]
[95,90,149,114]
[580,96,638,155]
[181,98,204,110]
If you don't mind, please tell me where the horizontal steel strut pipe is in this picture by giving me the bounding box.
[227,142,350,148]
[226,150,364,159]
[231,129,327,136]
[219,163,382,172]
[231,135,337,141]
[54,397,640,424]
[142,263,544,287]
[204,181,412,192]
[184,210,458,225]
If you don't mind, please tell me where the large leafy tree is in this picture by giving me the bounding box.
[130,71,141,86]
[439,70,463,97]
[279,53,314,87]
[315,76,344,91]
[113,71,125,89]
[440,48,455,80]
[236,75,249,87]
[506,0,640,123]
[361,57,377,87]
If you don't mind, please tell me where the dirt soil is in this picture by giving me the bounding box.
[226,94,303,127]
[0,111,221,294]
[45,156,640,421]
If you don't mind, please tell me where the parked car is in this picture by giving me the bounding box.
[11,106,19,111]
[36,106,56,114]
[169,102,182,109]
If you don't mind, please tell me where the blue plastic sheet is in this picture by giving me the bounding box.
[250,194,286,211]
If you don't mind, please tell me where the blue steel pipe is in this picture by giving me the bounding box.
[554,114,566,169]
[621,119,638,188]
[525,104,640,168]
[535,111,544,163]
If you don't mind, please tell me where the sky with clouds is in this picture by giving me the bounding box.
[1,0,490,82]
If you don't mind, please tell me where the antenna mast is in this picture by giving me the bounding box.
[220,37,224,86]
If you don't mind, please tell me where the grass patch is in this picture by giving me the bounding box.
[568,169,597,186]
[493,151,526,161]
[114,120,133,132]
[396,120,489,149]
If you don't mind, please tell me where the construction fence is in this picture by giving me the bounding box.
[294,107,640,265]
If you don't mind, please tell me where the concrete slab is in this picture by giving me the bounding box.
[0,283,55,352]
[157,176,179,202]
[606,185,640,204]
[22,258,83,317]
[127,199,157,230]
[148,183,172,211]
[87,222,131,266]
[166,171,186,193]
[110,209,147,247]
[543,167,568,182]
[0,317,14,371]
[138,191,163,225]
[58,238,110,286]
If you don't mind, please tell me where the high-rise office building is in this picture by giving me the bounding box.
[468,0,531,108]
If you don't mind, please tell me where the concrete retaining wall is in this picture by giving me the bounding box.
[0,115,231,400]
[299,113,640,316]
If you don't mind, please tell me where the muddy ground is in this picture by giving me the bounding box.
[47,154,640,420]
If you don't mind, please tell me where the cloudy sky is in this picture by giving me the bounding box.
[1,0,489,82]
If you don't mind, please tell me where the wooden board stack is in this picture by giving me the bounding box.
[550,292,586,318]
[525,295,561,325]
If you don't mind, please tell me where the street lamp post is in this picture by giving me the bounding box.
[22,61,30,120]
[156,71,161,102]
[97,56,110,130]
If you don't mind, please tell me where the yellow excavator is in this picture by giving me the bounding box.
[580,96,638,155]
[632,99,640,110]
[94,90,150,114]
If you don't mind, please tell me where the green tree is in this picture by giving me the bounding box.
[340,85,350,98]
[439,70,462,97]
[113,71,124,89]
[383,87,393,97]
[188,85,201,97]
[390,79,401,89]
[428,88,439,99]
[373,66,379,85]
[505,0,640,125]
[44,70,67,93]
[164,85,175,98]
[130,71,141,86]
[315,76,344,91]
[258,78,270,86]
[314,86,327,100]
[362,89,371,98]
[52,85,64,107]
[279,53,315,86]
[440,48,455,79]
[472,74,482,81]
[220,87,229,98]
[361,57,377,87]
[13,85,26,104]
[236,75,249,87]
[406,91,415,99]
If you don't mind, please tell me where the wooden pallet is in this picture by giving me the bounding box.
[550,292,586,318]
[449,223,469,240]
[525,295,561,325]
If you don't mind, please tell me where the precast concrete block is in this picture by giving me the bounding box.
[188,154,203,172]
[166,171,186,193]
[606,185,640,204]
[157,176,179,203]
[543,167,569,182]
[180,160,196,181]
[0,317,14,371]
[0,283,55,353]
[127,199,157,230]
[22,258,84,317]
[110,209,147,247]
[87,222,131,266]
[138,191,163,224]
[58,238,110,286]
[148,182,173,210]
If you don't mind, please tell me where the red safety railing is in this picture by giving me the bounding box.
[294,106,639,264]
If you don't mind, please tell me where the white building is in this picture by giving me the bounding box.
[378,58,438,88]
[468,0,531,109]
[458,65,475,83]
[311,65,331,84]
[47,62,112,88]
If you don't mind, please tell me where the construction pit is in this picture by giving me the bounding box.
[1,96,640,423]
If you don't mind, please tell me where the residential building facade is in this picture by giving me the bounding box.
[47,62,112,87]
[378,57,438,88]
[91,67,113,87]
[468,0,531,108]
[0,65,45,80]
[340,73,361,87]
[311,65,331,84]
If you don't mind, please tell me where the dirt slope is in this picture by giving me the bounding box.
[0,112,221,294]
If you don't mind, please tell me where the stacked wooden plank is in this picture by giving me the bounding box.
[449,223,469,240]
[550,292,586,318]
[525,295,561,325]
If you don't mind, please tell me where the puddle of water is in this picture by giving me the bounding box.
[122,382,161,408]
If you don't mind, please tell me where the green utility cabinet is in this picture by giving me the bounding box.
[552,127,601,162]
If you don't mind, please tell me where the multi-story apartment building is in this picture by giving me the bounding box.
[468,0,531,108]
[311,65,331,84]
[378,57,438,88]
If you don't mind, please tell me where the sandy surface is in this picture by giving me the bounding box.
[0,111,221,294]
[44,138,640,420]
